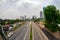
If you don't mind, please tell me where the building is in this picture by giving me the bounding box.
[40,11,44,18]
[20,16,25,20]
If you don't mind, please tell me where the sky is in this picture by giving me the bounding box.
[0,0,60,19]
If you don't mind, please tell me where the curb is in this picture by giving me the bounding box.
[36,22,60,40]
[45,28,60,40]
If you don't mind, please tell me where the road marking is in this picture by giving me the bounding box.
[32,25,35,40]
[9,22,30,40]
[34,25,43,40]
[23,24,30,40]
[9,25,25,40]
[33,23,49,40]
[32,24,43,40]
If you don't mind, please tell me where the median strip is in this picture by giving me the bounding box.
[30,24,32,40]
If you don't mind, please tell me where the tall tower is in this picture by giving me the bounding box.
[40,11,44,18]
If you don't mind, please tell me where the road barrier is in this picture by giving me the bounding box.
[0,25,6,40]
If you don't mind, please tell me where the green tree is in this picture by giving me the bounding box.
[43,5,59,32]
[56,10,60,23]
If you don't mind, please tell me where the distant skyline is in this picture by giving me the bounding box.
[0,0,60,19]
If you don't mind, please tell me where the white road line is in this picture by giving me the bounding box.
[34,25,44,40]
[34,23,49,40]
[32,25,35,40]
[23,24,30,40]
[32,23,43,40]
[9,26,21,40]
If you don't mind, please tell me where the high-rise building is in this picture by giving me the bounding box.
[40,11,44,18]
[20,16,24,20]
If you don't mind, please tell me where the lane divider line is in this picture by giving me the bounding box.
[23,24,30,40]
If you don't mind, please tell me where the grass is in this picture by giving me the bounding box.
[30,24,32,40]
[12,27,18,31]
[4,31,8,36]
[12,23,24,31]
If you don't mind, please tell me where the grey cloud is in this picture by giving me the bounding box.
[51,0,60,9]
[0,0,60,19]
[17,3,37,17]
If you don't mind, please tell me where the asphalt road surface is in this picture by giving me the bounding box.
[9,22,30,40]
[32,22,49,40]
[42,28,59,40]
[9,22,49,40]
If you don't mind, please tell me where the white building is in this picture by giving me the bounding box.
[20,16,25,20]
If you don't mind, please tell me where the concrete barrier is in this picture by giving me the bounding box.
[0,25,6,40]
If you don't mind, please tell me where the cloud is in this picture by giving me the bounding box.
[51,0,60,9]
[0,0,7,4]
[0,0,60,19]
[16,0,40,7]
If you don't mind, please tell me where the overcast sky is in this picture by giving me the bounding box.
[0,0,60,19]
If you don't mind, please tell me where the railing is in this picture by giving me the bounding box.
[0,25,6,40]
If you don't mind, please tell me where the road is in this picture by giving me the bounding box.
[9,22,30,40]
[32,22,49,40]
[9,22,49,40]
[42,28,59,40]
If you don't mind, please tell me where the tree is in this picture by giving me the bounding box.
[43,5,59,32]
[56,10,60,23]
[32,16,37,21]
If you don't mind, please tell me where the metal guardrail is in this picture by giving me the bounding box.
[0,25,6,40]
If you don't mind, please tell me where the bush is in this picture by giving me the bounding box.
[45,22,58,32]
